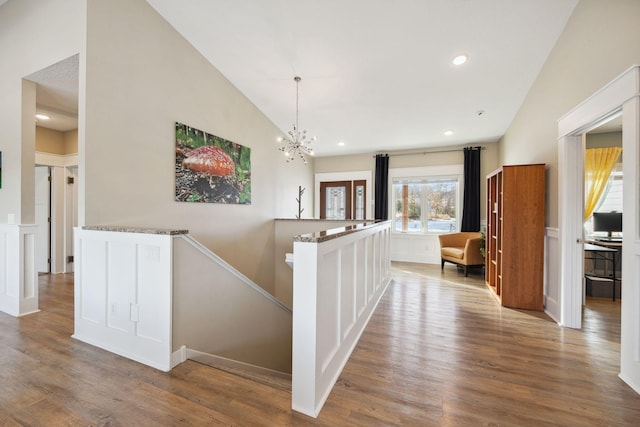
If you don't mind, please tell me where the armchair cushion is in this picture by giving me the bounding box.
[441,247,464,259]
[438,231,484,276]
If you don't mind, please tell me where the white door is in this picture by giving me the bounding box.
[35,166,50,273]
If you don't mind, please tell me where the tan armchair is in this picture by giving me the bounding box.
[438,232,484,277]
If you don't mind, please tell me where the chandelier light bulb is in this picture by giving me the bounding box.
[278,76,316,164]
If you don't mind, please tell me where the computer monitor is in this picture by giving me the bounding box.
[592,211,622,238]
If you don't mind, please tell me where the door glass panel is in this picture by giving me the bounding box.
[355,184,365,220]
[326,186,347,219]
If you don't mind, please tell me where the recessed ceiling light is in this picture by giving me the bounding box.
[444,130,455,136]
[337,141,345,146]
[35,114,50,120]
[452,54,468,66]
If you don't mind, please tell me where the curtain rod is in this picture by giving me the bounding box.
[373,146,484,158]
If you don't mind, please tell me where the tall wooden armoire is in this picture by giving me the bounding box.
[485,164,545,310]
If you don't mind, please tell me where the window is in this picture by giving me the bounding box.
[392,176,459,233]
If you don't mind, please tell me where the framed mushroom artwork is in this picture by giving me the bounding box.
[175,122,251,204]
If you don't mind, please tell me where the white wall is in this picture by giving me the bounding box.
[0,0,84,225]
[83,0,313,294]
[499,0,640,228]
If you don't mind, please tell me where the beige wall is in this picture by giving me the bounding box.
[8,0,637,291]
[0,0,83,223]
[36,127,79,155]
[499,0,640,227]
[64,129,79,154]
[586,131,622,149]
[314,143,499,223]
[83,0,313,294]
[36,126,64,154]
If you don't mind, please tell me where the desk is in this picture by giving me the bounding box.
[584,242,620,301]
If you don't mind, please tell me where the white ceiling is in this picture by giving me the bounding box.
[25,55,79,132]
[14,1,582,153]
[146,0,579,156]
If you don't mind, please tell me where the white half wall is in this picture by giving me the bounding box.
[73,228,173,372]
[292,221,391,417]
[274,219,363,308]
[0,224,39,317]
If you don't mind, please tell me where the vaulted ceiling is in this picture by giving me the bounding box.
[146,0,579,156]
[19,0,582,155]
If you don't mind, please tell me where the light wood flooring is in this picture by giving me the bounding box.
[0,263,638,426]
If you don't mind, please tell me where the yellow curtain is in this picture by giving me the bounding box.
[584,147,622,221]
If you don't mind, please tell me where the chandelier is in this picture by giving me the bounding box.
[278,76,316,165]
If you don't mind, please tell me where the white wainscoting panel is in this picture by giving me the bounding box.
[391,233,441,264]
[292,221,391,418]
[73,228,173,371]
[0,224,39,317]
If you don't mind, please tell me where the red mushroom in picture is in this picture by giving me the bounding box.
[182,146,235,176]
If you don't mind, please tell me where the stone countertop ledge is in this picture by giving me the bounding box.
[293,221,389,243]
[82,225,189,235]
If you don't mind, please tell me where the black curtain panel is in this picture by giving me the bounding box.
[461,147,481,232]
[374,154,389,220]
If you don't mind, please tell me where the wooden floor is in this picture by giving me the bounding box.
[1,263,638,426]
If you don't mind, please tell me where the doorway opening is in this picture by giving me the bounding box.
[557,65,639,393]
[26,54,79,275]
[314,171,373,220]
[319,180,366,220]
[582,118,623,354]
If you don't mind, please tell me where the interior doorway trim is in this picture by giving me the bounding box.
[314,171,372,219]
[557,65,640,394]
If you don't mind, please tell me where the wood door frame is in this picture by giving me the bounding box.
[314,171,373,219]
[353,180,366,220]
[319,181,352,219]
